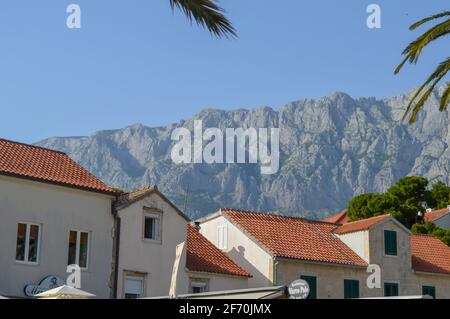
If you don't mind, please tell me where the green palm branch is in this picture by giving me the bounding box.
[395,11,450,123]
[169,0,236,38]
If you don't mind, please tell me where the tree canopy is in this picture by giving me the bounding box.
[347,176,450,228]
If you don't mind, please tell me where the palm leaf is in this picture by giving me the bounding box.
[169,0,236,38]
[395,19,450,74]
[410,11,450,30]
[404,57,450,123]
[440,82,450,112]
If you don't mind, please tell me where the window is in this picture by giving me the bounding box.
[124,275,145,299]
[300,275,317,299]
[422,286,436,299]
[190,279,209,294]
[68,230,90,268]
[217,225,227,250]
[16,223,40,263]
[384,230,397,256]
[384,282,399,297]
[344,280,359,299]
[143,212,161,241]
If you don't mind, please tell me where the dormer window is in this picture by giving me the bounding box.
[384,230,397,256]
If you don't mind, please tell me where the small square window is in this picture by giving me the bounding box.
[143,212,161,242]
[422,286,436,299]
[190,279,209,294]
[384,282,399,297]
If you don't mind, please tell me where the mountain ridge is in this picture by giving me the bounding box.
[36,86,450,219]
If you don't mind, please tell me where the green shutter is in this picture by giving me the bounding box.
[344,280,359,299]
[300,275,317,299]
[422,286,436,298]
[384,230,397,256]
[384,282,399,297]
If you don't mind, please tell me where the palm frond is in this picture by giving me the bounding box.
[169,0,236,38]
[395,19,450,74]
[440,82,450,112]
[404,57,450,123]
[410,11,450,30]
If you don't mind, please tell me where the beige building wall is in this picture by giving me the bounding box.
[199,213,273,288]
[0,175,115,298]
[116,192,190,298]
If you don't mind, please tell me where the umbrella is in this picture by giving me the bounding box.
[35,285,96,299]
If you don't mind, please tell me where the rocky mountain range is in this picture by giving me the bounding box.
[36,85,450,219]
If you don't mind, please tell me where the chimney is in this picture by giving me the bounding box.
[417,211,424,224]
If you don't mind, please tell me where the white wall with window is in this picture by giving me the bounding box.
[0,175,115,298]
[116,191,190,298]
[217,224,227,250]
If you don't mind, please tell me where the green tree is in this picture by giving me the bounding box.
[348,193,377,221]
[348,176,430,227]
[412,222,450,246]
[395,11,450,123]
[170,0,236,38]
[428,181,450,209]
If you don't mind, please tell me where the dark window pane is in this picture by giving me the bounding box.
[422,286,436,299]
[344,280,359,299]
[68,231,77,265]
[79,232,89,268]
[384,230,397,256]
[301,275,317,299]
[144,217,154,239]
[15,223,26,261]
[384,282,399,297]
[28,225,39,262]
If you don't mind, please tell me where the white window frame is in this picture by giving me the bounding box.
[15,222,41,265]
[124,274,146,299]
[68,229,91,270]
[217,225,227,250]
[142,210,162,243]
[190,278,210,294]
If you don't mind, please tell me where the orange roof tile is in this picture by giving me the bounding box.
[334,214,390,235]
[424,208,450,223]
[323,209,349,224]
[221,208,367,267]
[186,225,251,278]
[411,234,450,275]
[0,138,115,194]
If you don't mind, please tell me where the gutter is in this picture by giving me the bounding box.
[111,201,121,299]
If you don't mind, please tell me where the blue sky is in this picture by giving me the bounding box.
[0,0,448,143]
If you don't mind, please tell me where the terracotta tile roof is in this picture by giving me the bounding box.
[424,208,450,223]
[323,209,349,224]
[334,214,390,235]
[411,234,450,275]
[186,225,251,277]
[221,208,367,267]
[0,138,115,194]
